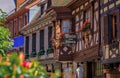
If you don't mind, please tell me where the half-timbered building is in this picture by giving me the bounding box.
[66,0,104,78]
[101,0,120,78]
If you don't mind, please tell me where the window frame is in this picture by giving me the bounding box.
[61,20,71,33]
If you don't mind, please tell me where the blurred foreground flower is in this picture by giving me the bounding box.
[0,52,60,78]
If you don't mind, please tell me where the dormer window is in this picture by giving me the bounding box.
[41,5,44,16]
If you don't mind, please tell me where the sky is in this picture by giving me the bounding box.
[0,0,15,14]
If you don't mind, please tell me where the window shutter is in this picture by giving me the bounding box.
[32,33,36,52]
[25,36,29,54]
[108,15,112,43]
[104,15,108,45]
[116,10,120,40]
[40,30,44,50]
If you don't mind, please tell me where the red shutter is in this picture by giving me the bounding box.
[116,10,120,40]
[104,15,108,45]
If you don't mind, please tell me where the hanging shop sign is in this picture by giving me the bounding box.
[64,34,77,44]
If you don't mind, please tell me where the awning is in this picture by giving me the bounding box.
[12,36,24,48]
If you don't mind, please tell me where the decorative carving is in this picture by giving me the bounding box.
[109,41,119,58]
[82,28,92,48]
[60,46,72,55]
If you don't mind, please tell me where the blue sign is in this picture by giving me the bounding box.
[13,36,24,48]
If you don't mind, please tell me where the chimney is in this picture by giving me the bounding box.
[47,0,52,8]
[15,0,25,10]
[15,0,20,10]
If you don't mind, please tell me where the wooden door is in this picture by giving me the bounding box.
[87,62,93,78]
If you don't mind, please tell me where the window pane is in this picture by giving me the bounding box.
[40,30,44,50]
[32,33,36,52]
[62,20,70,27]
[63,28,69,33]
[62,20,70,33]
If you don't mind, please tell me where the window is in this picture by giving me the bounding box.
[25,36,29,55]
[112,14,117,40]
[108,13,118,43]
[40,30,44,50]
[62,20,71,33]
[48,26,52,48]
[95,61,104,76]
[32,33,36,53]
[24,15,27,25]
[84,9,91,21]
[41,5,44,16]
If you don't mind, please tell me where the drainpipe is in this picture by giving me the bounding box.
[98,0,101,58]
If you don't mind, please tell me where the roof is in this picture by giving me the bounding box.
[6,0,40,21]
[19,0,25,5]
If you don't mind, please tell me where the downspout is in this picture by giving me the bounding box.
[98,0,101,58]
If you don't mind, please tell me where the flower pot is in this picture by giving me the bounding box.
[103,69,110,74]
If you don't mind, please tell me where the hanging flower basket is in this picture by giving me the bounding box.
[78,21,91,32]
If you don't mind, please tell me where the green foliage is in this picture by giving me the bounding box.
[0,9,11,56]
[104,65,110,69]
[46,48,54,55]
[81,22,91,32]
[0,9,7,26]
[37,49,45,57]
[30,52,36,57]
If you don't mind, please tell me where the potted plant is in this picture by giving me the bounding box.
[37,49,45,58]
[30,52,36,57]
[25,54,29,59]
[78,21,91,32]
[46,47,54,55]
[103,65,110,74]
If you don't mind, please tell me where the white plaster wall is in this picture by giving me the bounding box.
[36,30,40,53]
[29,34,32,53]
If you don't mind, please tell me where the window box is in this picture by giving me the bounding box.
[103,65,110,74]
[78,21,91,32]
[30,52,36,57]
[46,48,54,55]
[37,49,45,57]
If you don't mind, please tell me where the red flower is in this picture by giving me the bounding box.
[13,64,17,70]
[20,75,24,78]
[78,21,91,32]
[22,61,31,69]
[69,31,73,34]
[4,75,9,78]
[60,32,64,37]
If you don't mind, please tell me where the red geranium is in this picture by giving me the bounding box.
[22,61,32,69]
[78,21,91,32]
